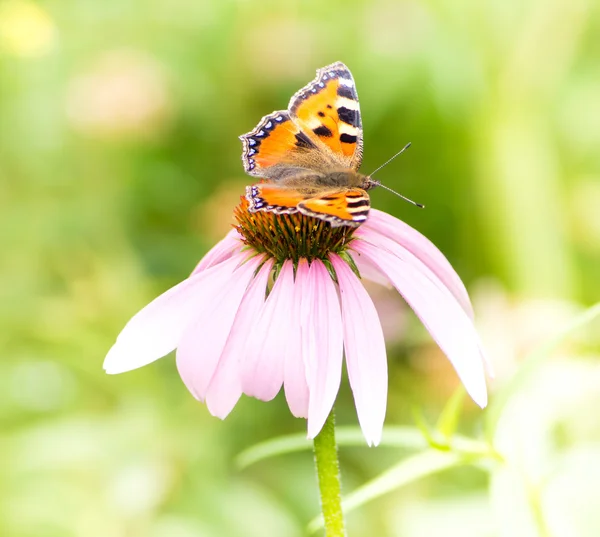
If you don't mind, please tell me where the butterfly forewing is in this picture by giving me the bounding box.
[239,111,321,179]
[288,62,363,171]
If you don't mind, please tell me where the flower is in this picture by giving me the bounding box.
[104,199,488,446]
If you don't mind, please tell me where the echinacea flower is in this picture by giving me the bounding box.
[104,199,487,446]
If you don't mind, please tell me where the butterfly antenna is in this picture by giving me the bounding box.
[371,181,425,208]
[369,142,412,177]
[367,142,424,209]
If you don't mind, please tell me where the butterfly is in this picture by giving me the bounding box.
[240,61,376,228]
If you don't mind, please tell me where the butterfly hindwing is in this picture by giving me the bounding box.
[246,184,370,227]
[288,61,363,170]
[246,184,303,214]
[298,188,370,228]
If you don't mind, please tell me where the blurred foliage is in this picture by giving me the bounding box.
[1,0,600,536]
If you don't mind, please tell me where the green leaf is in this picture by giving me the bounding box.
[411,405,448,450]
[236,426,499,469]
[236,426,437,469]
[236,433,311,470]
[436,386,466,440]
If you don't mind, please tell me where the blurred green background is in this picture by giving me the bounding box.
[2,0,600,536]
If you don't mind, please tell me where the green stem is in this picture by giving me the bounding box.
[313,409,345,537]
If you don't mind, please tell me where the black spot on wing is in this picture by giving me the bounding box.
[340,133,357,144]
[295,131,316,149]
[313,125,333,137]
[318,111,325,117]
[337,107,360,127]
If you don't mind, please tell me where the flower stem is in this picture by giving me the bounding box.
[313,409,346,536]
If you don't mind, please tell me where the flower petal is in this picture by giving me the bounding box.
[283,259,309,419]
[360,210,474,318]
[330,255,388,447]
[176,255,263,401]
[351,249,391,287]
[104,254,245,375]
[303,259,344,438]
[352,237,487,408]
[191,229,243,275]
[205,259,274,419]
[241,261,295,401]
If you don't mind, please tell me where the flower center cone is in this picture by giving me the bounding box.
[234,197,357,263]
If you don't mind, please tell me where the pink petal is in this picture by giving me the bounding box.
[104,254,246,374]
[303,259,344,439]
[241,261,295,401]
[352,236,487,408]
[351,249,391,287]
[205,258,274,419]
[176,255,263,401]
[360,210,474,319]
[191,229,243,275]
[330,255,388,447]
[283,259,309,419]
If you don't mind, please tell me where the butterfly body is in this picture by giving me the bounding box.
[240,62,373,228]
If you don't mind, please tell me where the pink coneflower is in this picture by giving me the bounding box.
[104,199,487,446]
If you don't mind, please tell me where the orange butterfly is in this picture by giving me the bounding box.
[240,62,376,228]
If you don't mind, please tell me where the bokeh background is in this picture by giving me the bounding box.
[2,0,600,536]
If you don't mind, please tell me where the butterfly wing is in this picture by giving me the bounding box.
[240,62,364,180]
[298,187,370,227]
[239,111,321,180]
[246,184,370,227]
[246,184,303,214]
[288,61,363,171]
